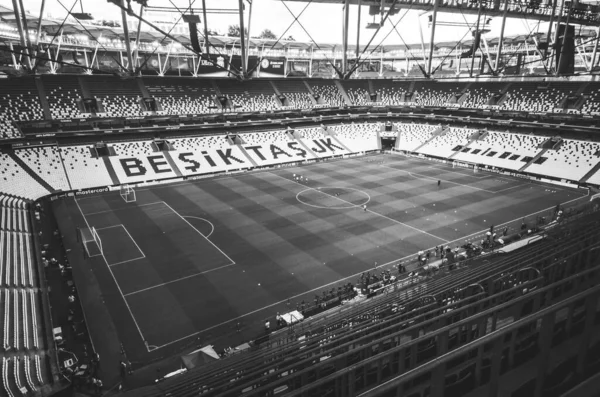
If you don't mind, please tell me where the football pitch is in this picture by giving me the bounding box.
[56,154,588,362]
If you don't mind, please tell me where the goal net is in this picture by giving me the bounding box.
[79,227,102,258]
[120,185,136,203]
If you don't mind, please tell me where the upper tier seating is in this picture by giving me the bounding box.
[276,80,314,109]
[144,77,216,115]
[413,82,463,107]
[328,123,379,152]
[460,82,506,109]
[85,76,144,117]
[16,147,70,191]
[371,80,411,106]
[417,127,474,158]
[342,81,371,106]
[395,123,438,151]
[0,78,43,139]
[0,154,50,200]
[308,81,345,107]
[500,83,572,113]
[526,139,600,181]
[217,80,278,112]
[42,76,89,120]
[453,131,545,171]
[59,145,115,189]
[580,83,600,114]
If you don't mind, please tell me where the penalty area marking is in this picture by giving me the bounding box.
[296,187,371,210]
[183,216,215,239]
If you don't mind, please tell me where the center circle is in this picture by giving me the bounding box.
[296,187,371,210]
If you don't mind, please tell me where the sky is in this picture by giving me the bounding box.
[2,0,548,47]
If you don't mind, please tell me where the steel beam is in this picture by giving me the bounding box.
[427,0,439,76]
[202,0,210,55]
[356,0,361,61]
[238,0,247,78]
[120,0,135,72]
[133,3,144,70]
[551,0,566,73]
[11,0,29,69]
[494,0,509,72]
[556,0,572,76]
[590,27,600,72]
[469,1,483,78]
[246,0,253,72]
[342,0,350,75]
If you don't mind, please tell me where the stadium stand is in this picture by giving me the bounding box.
[329,123,380,152]
[144,77,217,115]
[85,76,144,117]
[0,78,43,139]
[500,82,573,113]
[0,153,51,200]
[395,123,439,152]
[42,75,89,120]
[170,135,249,175]
[416,127,475,158]
[413,81,463,107]
[0,196,49,397]
[307,80,346,107]
[16,146,71,192]
[217,80,278,112]
[580,82,600,114]
[451,131,546,171]
[526,139,600,181]
[59,144,115,189]
[460,82,506,109]
[341,80,371,105]
[275,79,314,109]
[371,80,411,106]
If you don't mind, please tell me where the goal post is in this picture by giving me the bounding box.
[79,226,102,258]
[120,185,136,203]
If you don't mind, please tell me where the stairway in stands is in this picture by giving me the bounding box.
[7,153,55,194]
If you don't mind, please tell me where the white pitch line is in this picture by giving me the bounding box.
[83,201,164,216]
[120,224,146,260]
[73,198,148,345]
[109,256,146,267]
[268,171,449,243]
[123,263,236,297]
[182,216,215,239]
[161,201,235,265]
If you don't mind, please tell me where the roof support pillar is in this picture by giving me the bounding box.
[590,27,600,72]
[133,3,144,71]
[355,0,361,61]
[202,0,210,56]
[469,1,483,78]
[120,0,135,73]
[11,0,30,69]
[556,0,572,76]
[494,0,509,72]
[238,0,248,78]
[342,0,350,76]
[551,0,566,73]
[543,0,558,69]
[246,0,253,74]
[427,0,439,76]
